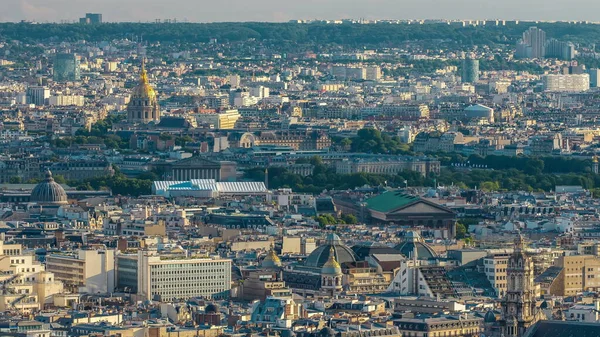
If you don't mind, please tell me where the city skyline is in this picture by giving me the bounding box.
[3,0,600,23]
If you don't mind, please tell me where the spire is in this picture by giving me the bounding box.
[140,58,148,84]
[45,169,54,181]
[515,232,525,253]
[264,168,269,190]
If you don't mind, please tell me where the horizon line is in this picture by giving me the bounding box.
[2,19,600,25]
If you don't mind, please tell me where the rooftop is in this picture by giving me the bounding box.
[365,191,420,213]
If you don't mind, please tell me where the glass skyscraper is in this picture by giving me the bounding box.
[54,53,80,82]
[461,57,479,83]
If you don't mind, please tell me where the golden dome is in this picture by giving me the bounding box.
[261,246,282,268]
[593,155,598,163]
[321,247,342,274]
[131,59,157,101]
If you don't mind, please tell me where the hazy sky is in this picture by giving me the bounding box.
[0,0,596,23]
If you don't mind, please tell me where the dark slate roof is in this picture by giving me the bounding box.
[534,266,563,283]
[394,241,437,260]
[526,321,600,337]
[351,242,399,260]
[315,197,336,212]
[157,116,190,128]
[365,191,420,212]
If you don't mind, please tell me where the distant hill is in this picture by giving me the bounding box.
[1,21,599,46]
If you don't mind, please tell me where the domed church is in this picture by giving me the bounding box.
[303,233,357,268]
[30,170,68,206]
[283,233,388,296]
[29,170,69,216]
[127,59,160,124]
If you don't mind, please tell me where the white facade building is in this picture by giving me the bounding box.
[137,250,231,301]
[543,74,590,92]
[49,95,85,106]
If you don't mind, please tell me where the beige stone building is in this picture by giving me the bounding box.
[540,255,600,296]
[0,244,64,313]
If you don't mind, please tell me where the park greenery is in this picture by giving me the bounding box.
[314,213,358,228]
[70,167,154,196]
[245,153,600,195]
[333,129,411,154]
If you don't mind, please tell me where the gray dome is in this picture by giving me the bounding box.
[304,233,357,268]
[484,310,497,323]
[280,330,296,337]
[320,327,336,337]
[30,170,68,205]
[394,231,437,260]
[205,303,218,313]
[352,242,399,260]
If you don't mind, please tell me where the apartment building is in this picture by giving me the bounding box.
[45,249,116,294]
[0,248,63,313]
[484,251,510,297]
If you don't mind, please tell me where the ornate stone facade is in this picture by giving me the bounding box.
[499,234,542,337]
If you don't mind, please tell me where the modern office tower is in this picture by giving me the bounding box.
[80,13,102,24]
[195,109,241,129]
[26,86,50,106]
[53,53,80,82]
[48,94,85,106]
[249,86,270,98]
[545,39,576,60]
[346,66,366,80]
[588,69,600,87]
[228,74,241,87]
[515,27,546,59]
[542,74,590,92]
[461,57,480,83]
[136,250,231,301]
[46,249,116,294]
[365,65,382,81]
[331,65,347,79]
[127,60,161,124]
[205,94,229,109]
[568,64,586,75]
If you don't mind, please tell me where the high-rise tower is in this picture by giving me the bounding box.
[127,59,160,124]
[461,57,480,83]
[516,27,546,59]
[499,234,541,337]
[54,53,80,82]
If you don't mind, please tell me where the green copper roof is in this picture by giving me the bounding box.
[365,191,420,213]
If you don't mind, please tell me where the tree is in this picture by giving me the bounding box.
[456,222,468,239]
[159,133,173,141]
[480,181,500,192]
[341,214,358,224]
[314,214,337,228]
[175,136,194,146]
[53,175,67,184]
[9,176,22,184]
